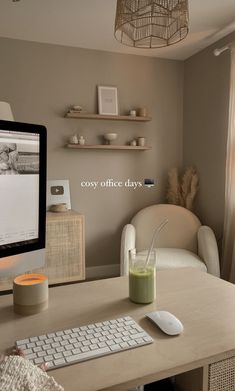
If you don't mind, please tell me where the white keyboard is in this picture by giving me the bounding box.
[15,316,153,370]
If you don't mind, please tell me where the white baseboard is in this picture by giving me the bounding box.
[86,264,120,280]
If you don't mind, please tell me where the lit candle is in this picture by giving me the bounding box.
[13,273,48,315]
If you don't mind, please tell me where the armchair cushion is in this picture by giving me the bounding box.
[136,248,207,273]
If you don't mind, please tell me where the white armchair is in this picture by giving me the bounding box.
[120,204,220,277]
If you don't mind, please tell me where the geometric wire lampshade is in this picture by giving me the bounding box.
[114,0,189,48]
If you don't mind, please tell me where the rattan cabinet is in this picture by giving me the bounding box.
[176,357,235,391]
[42,210,85,284]
[0,210,85,291]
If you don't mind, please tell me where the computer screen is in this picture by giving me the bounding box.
[0,120,47,278]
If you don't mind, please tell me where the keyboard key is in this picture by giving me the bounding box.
[38,351,47,357]
[33,347,42,353]
[128,340,137,346]
[120,342,129,349]
[52,342,60,348]
[39,335,47,341]
[47,348,56,355]
[81,341,89,347]
[47,333,56,338]
[45,338,53,344]
[63,351,72,357]
[27,342,36,349]
[17,338,29,345]
[56,331,64,336]
[36,341,44,347]
[81,346,90,352]
[90,344,98,350]
[45,355,53,361]
[65,344,73,351]
[144,336,153,343]
[72,348,81,354]
[110,344,121,351]
[107,340,115,346]
[130,332,147,340]
[74,342,83,348]
[54,336,62,342]
[136,338,144,344]
[43,344,51,351]
[54,358,66,366]
[34,357,44,365]
[54,353,63,359]
[65,347,111,363]
[56,346,65,353]
[30,337,38,342]
[98,342,107,348]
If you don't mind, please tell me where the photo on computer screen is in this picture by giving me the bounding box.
[0,130,39,175]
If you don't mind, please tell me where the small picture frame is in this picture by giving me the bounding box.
[98,86,118,115]
[46,179,71,211]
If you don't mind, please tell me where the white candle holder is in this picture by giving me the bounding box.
[13,273,48,315]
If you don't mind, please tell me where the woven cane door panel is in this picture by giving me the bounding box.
[42,211,85,284]
[209,357,235,391]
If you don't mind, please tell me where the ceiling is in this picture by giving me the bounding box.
[0,0,235,60]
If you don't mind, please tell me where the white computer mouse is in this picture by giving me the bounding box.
[146,311,184,336]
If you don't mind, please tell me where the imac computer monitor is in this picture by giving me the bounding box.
[0,120,47,278]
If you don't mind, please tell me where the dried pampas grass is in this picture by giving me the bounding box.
[166,167,199,211]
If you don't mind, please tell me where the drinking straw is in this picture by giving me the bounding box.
[145,219,168,267]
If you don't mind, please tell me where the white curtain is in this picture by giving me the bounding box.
[222,45,235,282]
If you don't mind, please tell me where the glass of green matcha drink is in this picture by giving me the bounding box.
[129,249,156,304]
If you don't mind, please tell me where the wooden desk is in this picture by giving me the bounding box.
[0,268,235,391]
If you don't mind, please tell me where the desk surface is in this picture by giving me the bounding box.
[1,268,235,391]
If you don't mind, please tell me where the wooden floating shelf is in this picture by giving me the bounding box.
[65,112,151,122]
[66,144,151,151]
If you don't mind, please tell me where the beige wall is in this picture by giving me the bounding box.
[183,32,235,243]
[0,37,184,269]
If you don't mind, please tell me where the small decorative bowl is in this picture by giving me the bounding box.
[103,133,118,145]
